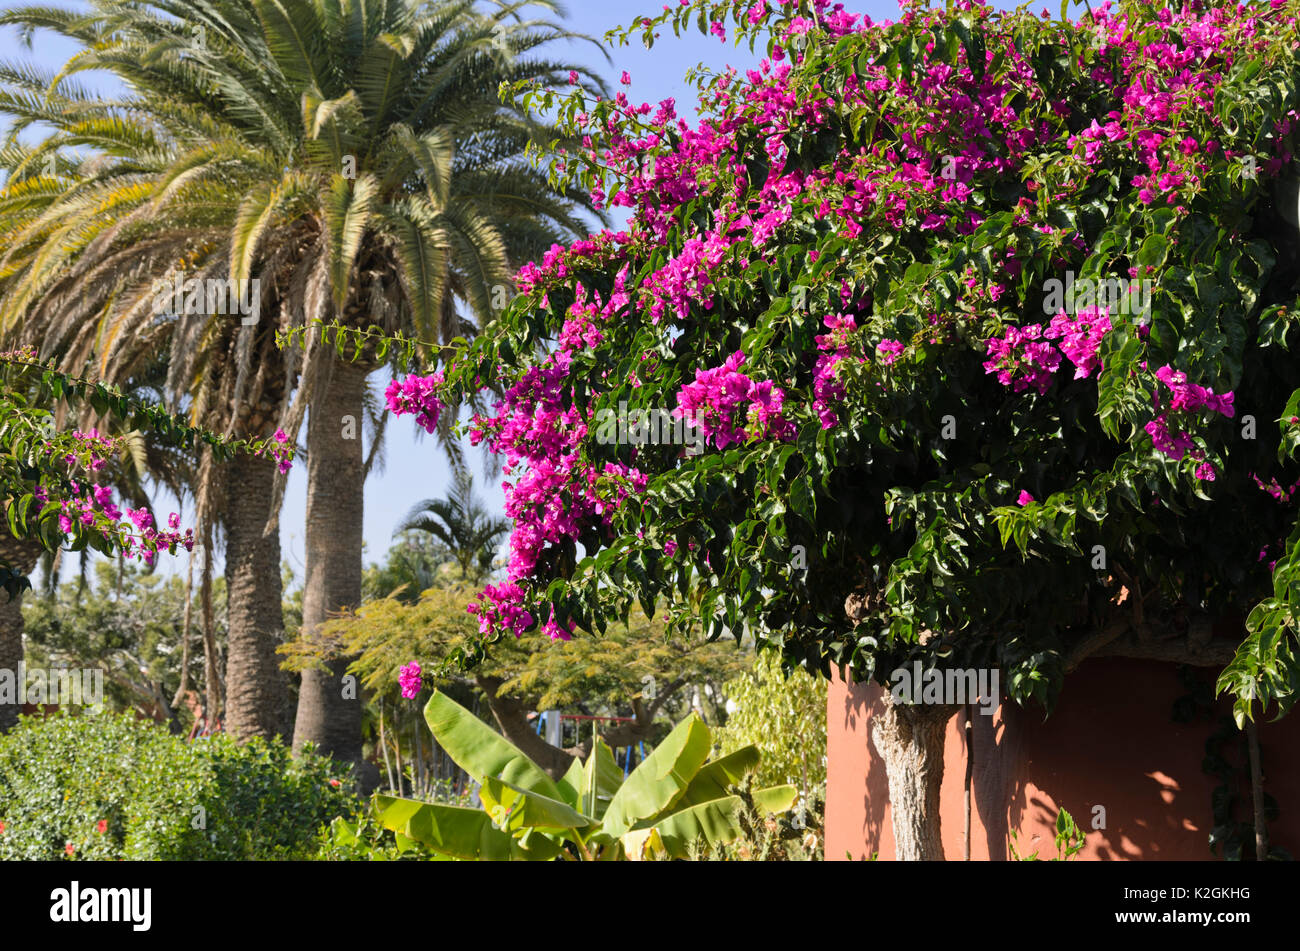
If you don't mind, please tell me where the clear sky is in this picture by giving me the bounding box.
[1,0,1050,586]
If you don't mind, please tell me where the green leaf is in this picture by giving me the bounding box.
[753,784,799,815]
[373,794,558,860]
[600,714,712,836]
[423,690,561,798]
[677,745,760,807]
[636,795,744,857]
[479,777,593,832]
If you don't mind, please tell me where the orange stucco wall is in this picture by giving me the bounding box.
[825,657,1300,860]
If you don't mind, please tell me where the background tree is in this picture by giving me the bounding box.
[0,21,301,743]
[281,580,748,779]
[395,469,509,582]
[0,355,270,730]
[716,651,826,817]
[0,0,609,772]
[22,560,226,730]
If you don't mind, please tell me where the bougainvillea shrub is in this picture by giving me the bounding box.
[388,0,1300,731]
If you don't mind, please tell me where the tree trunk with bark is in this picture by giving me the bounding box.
[292,354,375,789]
[0,535,43,733]
[223,451,291,741]
[475,673,683,780]
[871,692,956,860]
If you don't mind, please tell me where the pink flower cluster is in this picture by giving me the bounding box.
[985,307,1113,394]
[463,344,653,634]
[266,428,293,474]
[541,608,576,642]
[876,339,905,365]
[398,662,422,699]
[467,581,533,638]
[1153,365,1234,417]
[386,371,445,434]
[34,432,193,566]
[1253,473,1300,504]
[58,429,116,472]
[983,324,1062,395]
[1043,307,1112,379]
[645,233,731,324]
[674,351,795,450]
[1144,365,1234,463]
[812,313,860,429]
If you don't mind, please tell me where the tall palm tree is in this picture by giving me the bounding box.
[0,0,607,771]
[0,135,298,740]
[396,469,508,581]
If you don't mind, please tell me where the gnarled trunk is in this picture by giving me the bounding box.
[871,693,956,860]
[293,354,372,787]
[0,535,43,733]
[223,451,290,741]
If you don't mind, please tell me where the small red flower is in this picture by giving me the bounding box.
[65,843,75,856]
[96,820,108,834]
[328,779,341,788]
[0,820,6,834]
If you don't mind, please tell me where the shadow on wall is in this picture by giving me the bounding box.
[838,677,888,858]
[827,658,1299,860]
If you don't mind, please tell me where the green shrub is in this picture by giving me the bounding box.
[0,712,357,860]
[716,652,827,804]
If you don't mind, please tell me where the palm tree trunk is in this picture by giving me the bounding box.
[292,354,369,777]
[200,541,221,727]
[0,535,43,733]
[223,451,291,740]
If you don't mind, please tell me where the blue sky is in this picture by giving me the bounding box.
[1,0,1050,586]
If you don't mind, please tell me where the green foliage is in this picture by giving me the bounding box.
[716,650,827,804]
[22,560,225,722]
[373,690,796,860]
[1008,808,1086,861]
[394,469,509,584]
[440,0,1300,726]
[685,785,824,862]
[362,532,455,604]
[285,581,745,717]
[316,813,434,861]
[315,777,476,860]
[0,713,355,860]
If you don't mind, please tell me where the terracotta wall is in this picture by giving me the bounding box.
[825,657,1300,860]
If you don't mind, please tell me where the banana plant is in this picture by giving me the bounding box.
[373,690,797,860]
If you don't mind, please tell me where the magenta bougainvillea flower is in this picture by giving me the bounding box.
[674,350,795,449]
[398,662,423,699]
[385,371,445,435]
[876,339,905,364]
[376,0,1295,652]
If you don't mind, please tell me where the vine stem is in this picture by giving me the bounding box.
[963,702,973,862]
[1245,711,1268,861]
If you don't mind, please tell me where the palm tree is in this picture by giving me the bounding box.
[0,149,297,742]
[0,99,299,741]
[0,0,607,771]
[396,469,509,581]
